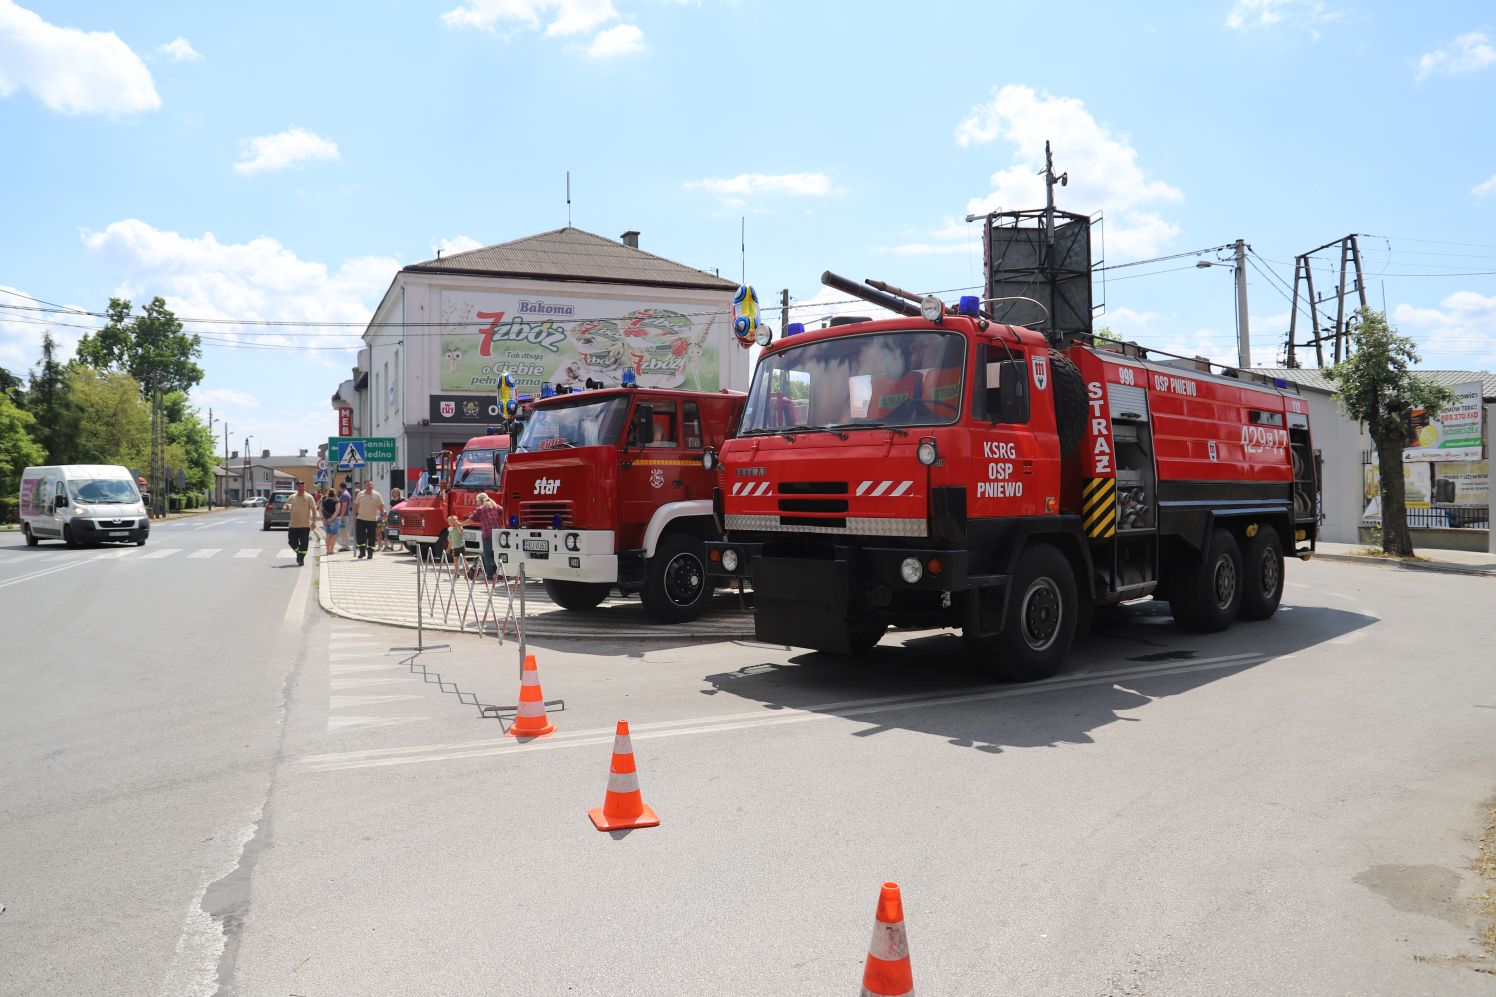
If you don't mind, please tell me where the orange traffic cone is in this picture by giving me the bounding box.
[505,654,555,738]
[587,720,660,830]
[859,882,913,997]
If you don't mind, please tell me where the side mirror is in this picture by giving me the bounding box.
[425,455,439,475]
[54,494,68,510]
[631,404,655,446]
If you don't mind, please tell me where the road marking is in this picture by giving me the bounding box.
[331,676,411,689]
[329,662,397,674]
[301,652,1271,772]
[187,548,221,559]
[0,559,91,589]
[329,693,425,710]
[141,548,181,559]
[275,549,296,560]
[282,550,314,628]
[234,548,261,558]
[328,716,428,732]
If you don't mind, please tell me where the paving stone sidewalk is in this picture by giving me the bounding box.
[316,547,755,640]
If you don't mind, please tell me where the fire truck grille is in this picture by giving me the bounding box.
[777,481,848,495]
[777,499,848,513]
[724,514,928,538]
[519,501,574,528]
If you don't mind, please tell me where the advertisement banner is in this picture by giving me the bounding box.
[1403,382,1484,462]
[1433,460,1489,507]
[438,290,726,393]
[1362,461,1433,515]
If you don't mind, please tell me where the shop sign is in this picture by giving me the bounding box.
[1404,382,1484,462]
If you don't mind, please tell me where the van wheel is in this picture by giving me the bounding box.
[135,539,147,547]
[63,524,79,548]
[1168,528,1243,632]
[1238,526,1283,621]
[969,543,1076,681]
[641,532,709,623]
[23,523,38,546]
[544,580,612,611]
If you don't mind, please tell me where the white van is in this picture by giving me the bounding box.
[18,465,150,547]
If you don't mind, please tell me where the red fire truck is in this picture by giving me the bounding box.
[705,276,1319,679]
[494,386,745,622]
[387,434,508,554]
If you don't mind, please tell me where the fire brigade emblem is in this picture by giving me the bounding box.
[1032,354,1049,391]
[462,400,480,418]
[439,401,456,418]
[649,468,665,489]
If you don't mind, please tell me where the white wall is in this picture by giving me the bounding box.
[1298,387,1371,544]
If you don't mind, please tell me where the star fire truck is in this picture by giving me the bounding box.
[704,271,1319,680]
[494,385,745,622]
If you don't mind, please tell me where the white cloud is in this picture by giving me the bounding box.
[154,37,201,62]
[1225,0,1339,35]
[233,127,340,175]
[879,216,981,257]
[1474,174,1496,198]
[441,0,616,36]
[195,387,259,409]
[954,85,1183,260]
[434,235,485,257]
[1416,32,1496,81]
[1392,290,1496,370]
[81,219,397,355]
[587,23,643,56]
[0,0,159,114]
[0,286,90,371]
[687,172,840,198]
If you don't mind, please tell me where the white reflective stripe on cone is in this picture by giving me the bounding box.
[867,920,910,961]
[614,734,635,755]
[517,699,547,717]
[521,670,541,687]
[606,770,640,794]
[859,987,912,997]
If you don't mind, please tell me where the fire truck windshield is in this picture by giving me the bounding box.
[516,396,630,451]
[452,449,500,490]
[741,330,965,434]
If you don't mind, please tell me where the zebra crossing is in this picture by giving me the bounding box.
[325,623,430,735]
[91,545,303,562]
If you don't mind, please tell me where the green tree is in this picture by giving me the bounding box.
[0,364,24,401]
[26,332,82,462]
[76,297,204,398]
[0,392,46,521]
[162,390,216,492]
[1327,309,1454,557]
[68,367,152,469]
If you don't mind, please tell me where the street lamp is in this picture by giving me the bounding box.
[243,436,253,503]
[1196,240,1252,371]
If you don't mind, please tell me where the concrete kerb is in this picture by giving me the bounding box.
[1307,552,1496,578]
[315,550,756,640]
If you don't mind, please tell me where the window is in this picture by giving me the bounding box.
[683,402,703,449]
[980,348,1030,425]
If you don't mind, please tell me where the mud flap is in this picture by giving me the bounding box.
[752,555,853,653]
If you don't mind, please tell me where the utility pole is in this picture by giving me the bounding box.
[222,422,229,504]
[243,435,253,504]
[780,288,790,337]
[205,408,214,510]
[1233,239,1251,370]
[1286,234,1368,368]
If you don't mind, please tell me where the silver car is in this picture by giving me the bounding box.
[262,492,293,530]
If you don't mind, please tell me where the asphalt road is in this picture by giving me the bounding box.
[2,517,1493,995]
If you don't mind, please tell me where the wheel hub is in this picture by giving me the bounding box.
[1260,547,1279,597]
[1213,555,1238,608]
[1021,577,1061,651]
[664,553,704,606]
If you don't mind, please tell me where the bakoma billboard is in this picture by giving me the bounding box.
[438,290,728,394]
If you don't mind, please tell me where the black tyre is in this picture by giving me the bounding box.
[262,520,270,531]
[404,542,419,555]
[63,524,78,549]
[641,532,709,623]
[1168,528,1243,632]
[1049,350,1087,458]
[971,543,1077,681]
[543,579,612,611]
[847,621,886,655]
[23,523,38,546]
[1238,525,1284,622]
[135,539,146,547]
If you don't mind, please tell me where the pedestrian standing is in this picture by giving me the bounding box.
[352,480,385,559]
[336,479,354,551]
[286,479,318,567]
[444,514,467,570]
[381,486,404,552]
[321,487,340,555]
[471,493,505,580]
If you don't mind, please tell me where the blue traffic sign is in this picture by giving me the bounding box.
[336,441,366,469]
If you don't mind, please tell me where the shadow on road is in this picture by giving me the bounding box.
[700,600,1378,755]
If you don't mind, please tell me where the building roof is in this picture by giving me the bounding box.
[1258,368,1496,400]
[402,227,737,291]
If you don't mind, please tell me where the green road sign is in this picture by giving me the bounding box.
[328,436,398,464]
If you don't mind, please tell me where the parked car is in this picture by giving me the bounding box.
[262,492,293,530]
[241,496,266,507]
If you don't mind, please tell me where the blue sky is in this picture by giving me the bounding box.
[2,0,1493,453]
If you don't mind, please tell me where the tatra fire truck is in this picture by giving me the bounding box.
[705,273,1319,680]
[387,434,508,554]
[495,386,745,622]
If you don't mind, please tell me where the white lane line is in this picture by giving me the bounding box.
[92,549,132,559]
[274,549,296,560]
[329,694,425,710]
[328,716,428,732]
[329,663,398,675]
[187,548,221,559]
[330,676,411,689]
[0,559,91,589]
[234,549,261,558]
[141,548,181,559]
[302,653,1270,773]
[281,550,314,628]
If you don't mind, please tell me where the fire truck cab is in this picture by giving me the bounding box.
[495,386,744,622]
[707,297,1318,679]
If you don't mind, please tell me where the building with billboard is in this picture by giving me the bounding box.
[334,227,743,492]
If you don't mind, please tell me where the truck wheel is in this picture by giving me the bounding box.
[404,542,418,555]
[848,621,885,655]
[1168,528,1243,632]
[1050,349,1087,458]
[543,579,611,611]
[1238,526,1284,621]
[23,523,38,546]
[973,543,1077,682]
[641,532,709,623]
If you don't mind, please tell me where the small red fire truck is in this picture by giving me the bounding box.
[706,276,1319,679]
[387,434,508,554]
[494,385,744,622]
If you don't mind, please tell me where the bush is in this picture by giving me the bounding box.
[0,497,16,524]
[169,494,187,512]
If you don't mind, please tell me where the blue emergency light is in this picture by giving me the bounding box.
[621,369,637,387]
[541,384,555,398]
[552,514,563,529]
[786,322,805,336]
[509,515,518,528]
[958,295,981,317]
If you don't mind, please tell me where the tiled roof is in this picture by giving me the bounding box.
[1258,368,1496,400]
[403,227,736,291]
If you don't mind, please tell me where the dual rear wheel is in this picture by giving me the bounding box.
[1168,525,1283,632]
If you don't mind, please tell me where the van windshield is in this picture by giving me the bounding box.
[68,478,140,504]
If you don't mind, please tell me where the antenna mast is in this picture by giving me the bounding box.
[566,171,572,227]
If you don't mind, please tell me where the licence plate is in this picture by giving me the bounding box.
[387,529,400,539]
[522,538,550,557]
[109,531,128,537]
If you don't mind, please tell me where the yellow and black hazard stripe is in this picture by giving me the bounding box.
[1082,477,1117,539]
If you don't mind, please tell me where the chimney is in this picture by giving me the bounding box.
[261,449,270,458]
[230,450,239,459]
[299,449,308,457]
[621,230,640,249]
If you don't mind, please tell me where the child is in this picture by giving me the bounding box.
[445,515,466,570]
